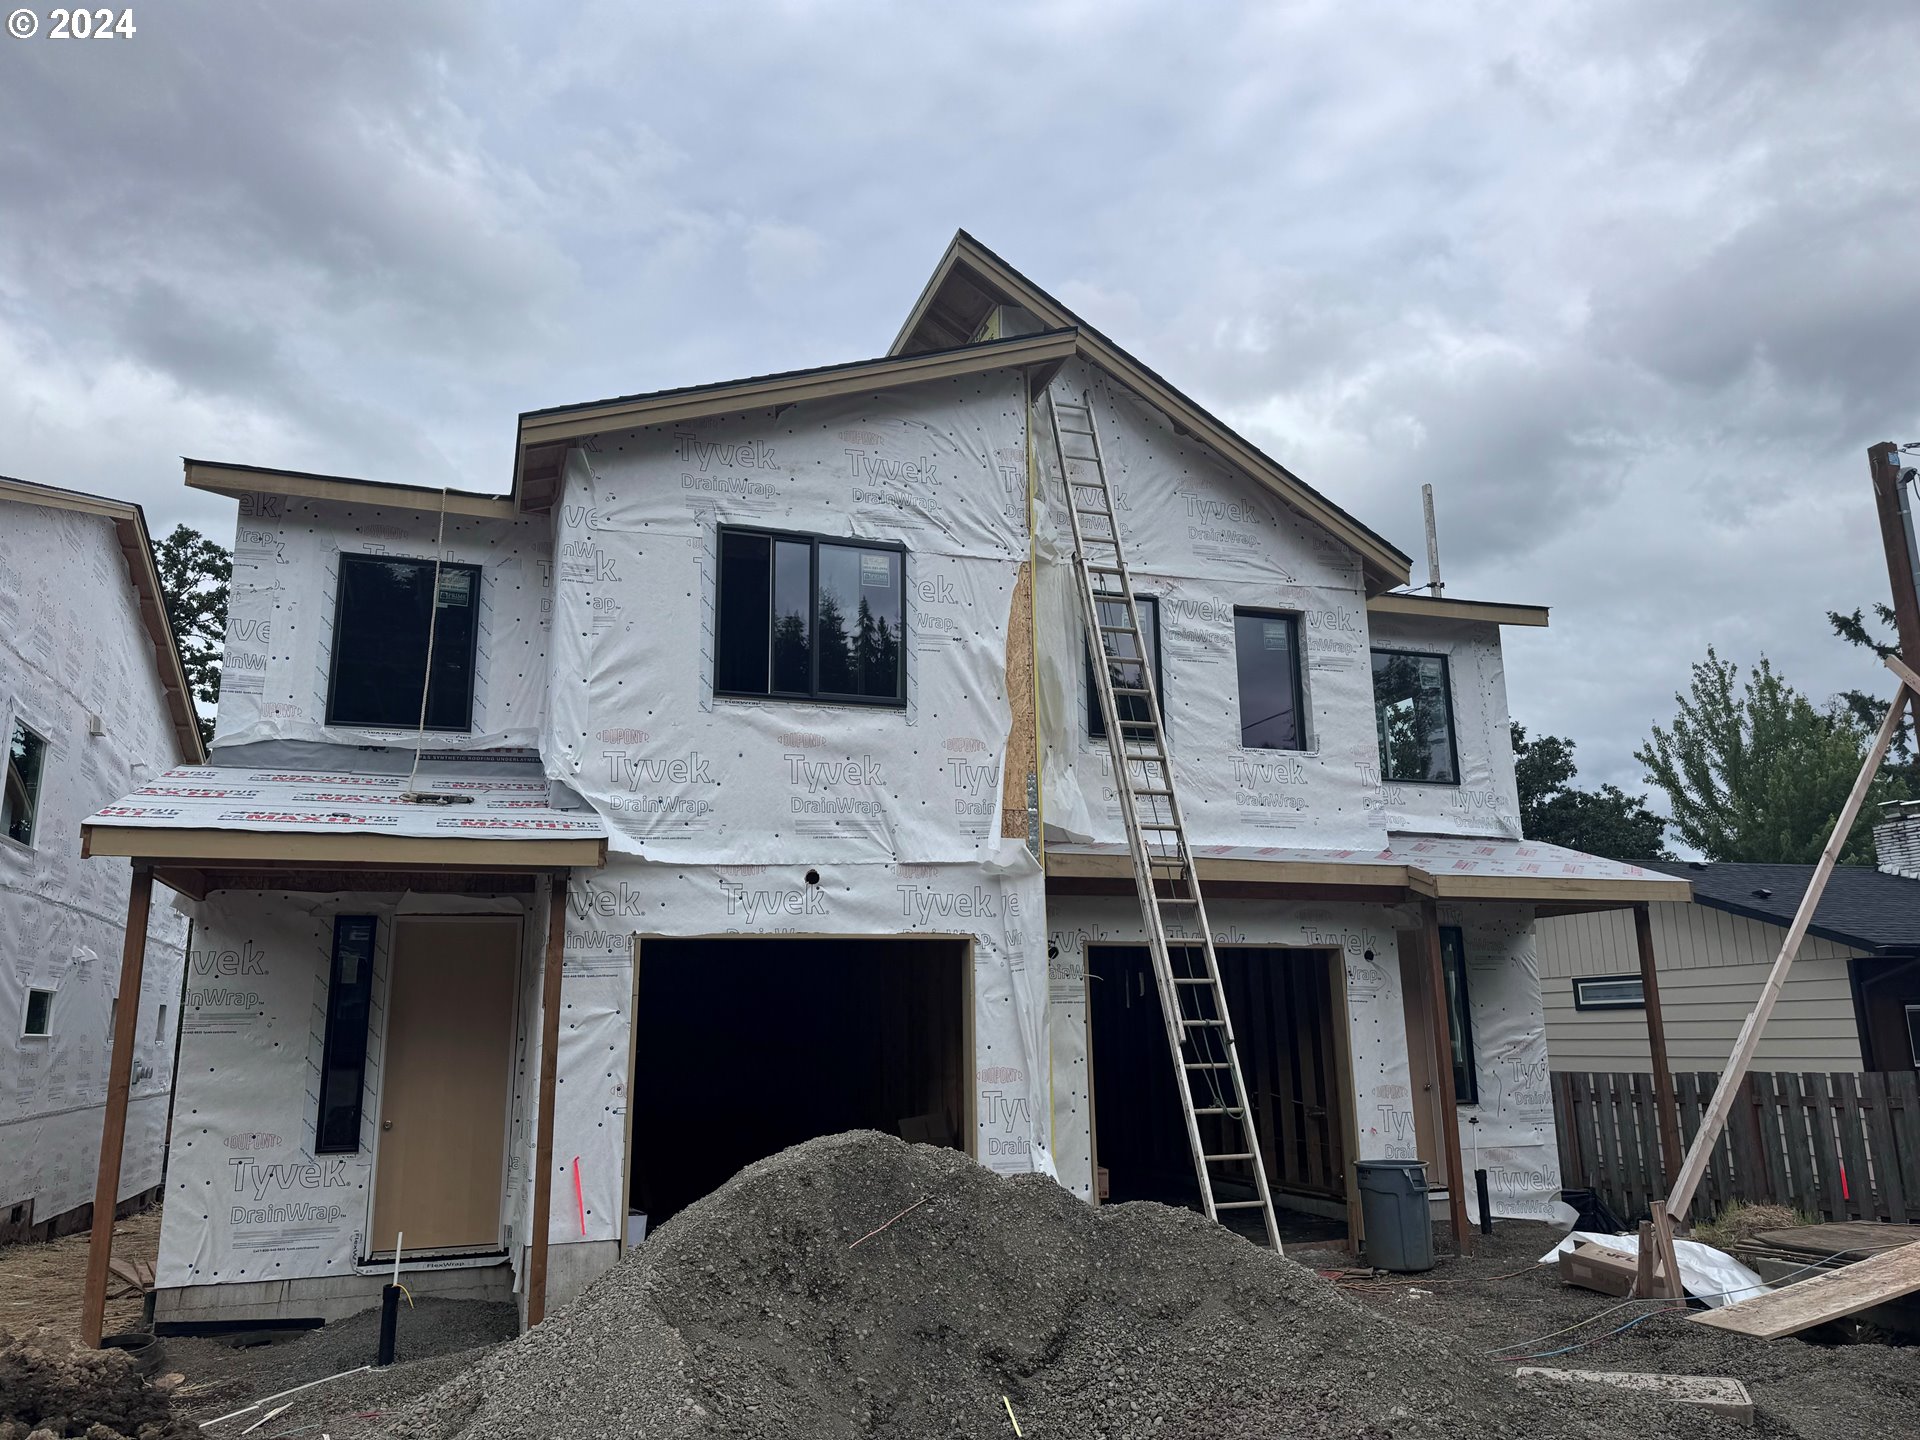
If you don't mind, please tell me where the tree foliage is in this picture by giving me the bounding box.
[1635,648,1902,864]
[152,523,230,746]
[1511,723,1669,859]
[1827,603,1920,787]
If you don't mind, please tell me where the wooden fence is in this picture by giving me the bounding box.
[1552,1070,1920,1226]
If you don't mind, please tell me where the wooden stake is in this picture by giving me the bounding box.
[81,864,153,1347]
[526,871,569,1327]
[1632,904,1683,1183]
[1419,898,1472,1255]
[1648,1199,1685,1299]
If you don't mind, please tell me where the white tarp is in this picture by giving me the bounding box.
[0,496,190,1227]
[1541,1231,1769,1307]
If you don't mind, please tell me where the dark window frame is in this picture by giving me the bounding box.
[315,915,378,1155]
[1371,647,1462,787]
[1086,594,1164,741]
[1438,925,1478,1105]
[4,717,48,849]
[324,554,484,732]
[1232,607,1308,751]
[713,524,909,708]
[22,987,53,1038]
[1572,974,1648,1012]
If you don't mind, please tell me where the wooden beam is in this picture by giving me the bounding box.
[526,871,569,1327]
[1869,442,1920,662]
[1633,903,1684,1182]
[1665,686,1911,1223]
[1420,897,1472,1255]
[1365,593,1551,628]
[83,824,606,872]
[81,865,153,1347]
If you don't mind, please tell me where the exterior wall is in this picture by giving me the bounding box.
[1536,901,1867,1071]
[1031,359,1519,852]
[211,492,551,754]
[0,497,190,1234]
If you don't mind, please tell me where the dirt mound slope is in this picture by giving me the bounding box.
[0,1328,194,1440]
[380,1132,1741,1440]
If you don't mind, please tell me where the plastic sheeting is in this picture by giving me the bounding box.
[1031,361,1522,851]
[211,492,550,754]
[0,497,190,1227]
[1541,1231,1769,1307]
[1045,896,1566,1222]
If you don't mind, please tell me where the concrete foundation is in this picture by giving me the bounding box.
[155,1259,514,1330]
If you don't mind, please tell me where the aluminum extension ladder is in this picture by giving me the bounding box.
[1044,388,1283,1252]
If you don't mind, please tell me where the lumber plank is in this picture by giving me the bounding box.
[1692,1240,1920,1339]
[1888,1071,1920,1222]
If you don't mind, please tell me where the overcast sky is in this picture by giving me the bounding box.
[4,1,1917,805]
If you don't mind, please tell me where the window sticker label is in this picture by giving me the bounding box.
[860,552,892,588]
[1263,620,1290,650]
[436,570,473,607]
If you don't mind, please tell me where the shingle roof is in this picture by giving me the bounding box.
[1640,859,1920,954]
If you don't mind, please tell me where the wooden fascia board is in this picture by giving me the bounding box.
[1366,594,1551,628]
[888,239,972,355]
[514,331,1079,450]
[83,824,606,871]
[1042,849,1425,894]
[185,462,519,521]
[1429,873,1693,904]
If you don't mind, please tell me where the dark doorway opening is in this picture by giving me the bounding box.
[630,937,967,1227]
[1088,945,1350,1239]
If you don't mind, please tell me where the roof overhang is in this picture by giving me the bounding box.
[1366,594,1550,628]
[889,232,1415,596]
[0,475,204,765]
[185,460,519,522]
[509,328,1080,513]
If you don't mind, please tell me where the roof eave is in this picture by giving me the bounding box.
[1366,594,1551,627]
[184,460,519,521]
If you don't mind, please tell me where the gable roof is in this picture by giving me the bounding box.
[892,231,1413,594]
[1643,859,1920,954]
[0,475,205,764]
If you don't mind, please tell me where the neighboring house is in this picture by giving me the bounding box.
[82,232,1682,1332]
[0,475,204,1242]
[1538,822,1920,1074]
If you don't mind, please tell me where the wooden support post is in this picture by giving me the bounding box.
[525,871,568,1328]
[81,864,153,1348]
[1420,898,1472,1255]
[1647,1199,1685,1299]
[1632,904,1684,1185]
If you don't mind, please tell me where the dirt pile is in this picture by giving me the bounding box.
[0,1330,194,1440]
[380,1132,1745,1440]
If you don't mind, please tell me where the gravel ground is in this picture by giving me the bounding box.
[365,1132,1775,1440]
[1292,1223,1920,1440]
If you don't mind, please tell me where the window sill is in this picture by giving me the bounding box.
[713,691,907,711]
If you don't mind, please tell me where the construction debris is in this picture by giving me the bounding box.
[1692,1239,1920,1340]
[1516,1369,1755,1425]
[0,1327,196,1440]
[376,1133,1742,1440]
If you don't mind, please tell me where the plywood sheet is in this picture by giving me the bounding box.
[1692,1240,1920,1339]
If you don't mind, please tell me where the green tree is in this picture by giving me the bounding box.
[152,523,230,747]
[1511,723,1669,859]
[1635,648,1903,863]
[1827,603,1919,787]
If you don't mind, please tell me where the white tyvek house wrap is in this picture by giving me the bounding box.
[211,492,550,753]
[0,498,189,1228]
[1032,362,1521,851]
[1044,896,1562,1223]
[157,891,536,1289]
[542,367,1030,866]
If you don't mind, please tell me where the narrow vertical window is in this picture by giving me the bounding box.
[1439,926,1477,1104]
[316,916,377,1154]
[1233,610,1306,750]
[23,988,53,1037]
[1086,595,1162,740]
[1372,650,1458,783]
[4,720,47,847]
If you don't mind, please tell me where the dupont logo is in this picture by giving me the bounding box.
[598,727,651,745]
[943,736,987,754]
[979,1066,1027,1086]
[777,731,828,749]
[837,428,883,447]
[222,1132,284,1152]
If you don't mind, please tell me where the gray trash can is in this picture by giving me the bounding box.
[1355,1159,1434,1273]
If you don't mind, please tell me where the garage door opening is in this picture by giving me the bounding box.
[1088,945,1351,1239]
[629,937,968,1228]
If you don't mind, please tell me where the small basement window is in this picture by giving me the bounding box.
[23,988,53,1037]
[4,719,47,847]
[326,555,481,730]
[1573,975,1646,1011]
[1233,609,1306,750]
[714,527,906,704]
[316,916,377,1154]
[1087,595,1162,741]
[1372,649,1459,784]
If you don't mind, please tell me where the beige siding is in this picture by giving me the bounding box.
[1536,901,1866,1072]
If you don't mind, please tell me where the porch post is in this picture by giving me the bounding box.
[1419,897,1472,1255]
[81,863,153,1347]
[1633,903,1684,1182]
[526,870,568,1327]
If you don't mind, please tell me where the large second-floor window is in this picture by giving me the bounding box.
[326,555,481,730]
[1372,649,1458,784]
[715,527,905,705]
[1233,610,1306,750]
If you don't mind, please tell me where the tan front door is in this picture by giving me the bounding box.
[370,917,519,1255]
